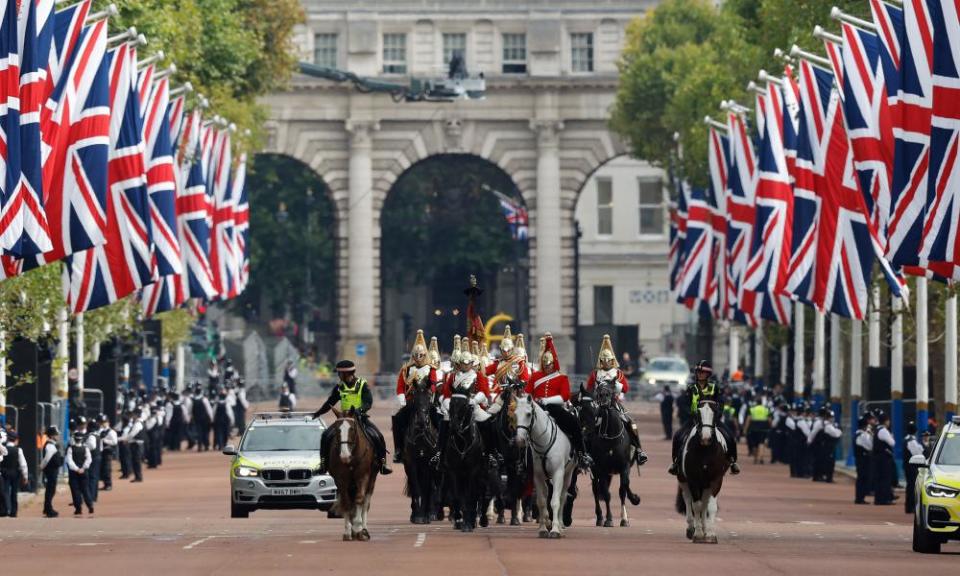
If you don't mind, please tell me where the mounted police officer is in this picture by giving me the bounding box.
[586,335,647,467]
[314,360,392,475]
[668,360,740,476]
[392,330,439,463]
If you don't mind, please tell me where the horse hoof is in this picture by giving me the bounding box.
[479,516,489,528]
[685,527,695,540]
[454,520,463,530]
[548,532,561,539]
[705,535,718,544]
[343,534,353,542]
[620,519,630,527]
[510,517,521,526]
[596,519,603,527]
[628,494,641,506]
[603,519,613,528]
[538,530,549,539]
[497,515,505,525]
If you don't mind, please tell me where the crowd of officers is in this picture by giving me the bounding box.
[657,373,935,510]
[0,359,249,518]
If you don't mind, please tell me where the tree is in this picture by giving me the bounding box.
[611,0,871,186]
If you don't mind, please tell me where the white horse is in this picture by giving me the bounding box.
[514,395,576,539]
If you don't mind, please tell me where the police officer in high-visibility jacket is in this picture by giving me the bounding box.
[314,360,392,475]
[668,360,740,476]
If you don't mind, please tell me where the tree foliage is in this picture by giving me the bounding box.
[236,154,336,319]
[611,0,870,187]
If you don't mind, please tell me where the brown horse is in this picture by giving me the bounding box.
[327,410,379,541]
[676,400,729,543]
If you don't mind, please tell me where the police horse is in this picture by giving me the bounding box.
[443,394,488,532]
[579,380,641,527]
[327,409,379,541]
[675,399,729,543]
[514,394,576,539]
[403,377,438,524]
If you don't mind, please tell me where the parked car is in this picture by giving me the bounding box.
[639,356,690,396]
[912,415,960,554]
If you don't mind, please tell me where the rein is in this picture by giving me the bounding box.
[518,404,558,457]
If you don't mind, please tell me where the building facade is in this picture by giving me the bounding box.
[263,0,676,372]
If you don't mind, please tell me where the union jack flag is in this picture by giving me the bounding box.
[489,186,528,241]
[702,127,729,318]
[140,71,180,277]
[885,0,933,270]
[64,43,153,313]
[724,111,757,326]
[2,0,54,258]
[209,128,234,300]
[785,59,901,319]
[918,1,960,274]
[835,22,896,251]
[668,169,688,293]
[232,153,248,293]
[0,0,23,254]
[168,93,185,160]
[35,14,109,265]
[740,80,792,325]
[676,182,713,304]
[175,109,216,301]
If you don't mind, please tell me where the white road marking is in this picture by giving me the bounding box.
[797,521,825,525]
[299,540,318,544]
[414,533,426,548]
[884,522,895,526]
[73,543,101,547]
[183,535,216,550]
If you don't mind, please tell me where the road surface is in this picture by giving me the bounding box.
[1,401,956,574]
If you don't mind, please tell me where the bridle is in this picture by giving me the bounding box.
[696,400,718,440]
[517,400,558,456]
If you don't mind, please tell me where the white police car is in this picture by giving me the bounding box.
[223,412,336,518]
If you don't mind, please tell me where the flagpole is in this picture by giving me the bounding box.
[829,314,842,463]
[728,324,739,379]
[891,295,904,468]
[794,302,805,397]
[76,313,85,395]
[946,293,958,421]
[58,308,69,398]
[848,318,862,467]
[916,277,929,432]
[754,321,764,383]
[814,310,825,406]
[869,286,881,366]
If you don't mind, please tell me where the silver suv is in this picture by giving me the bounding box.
[223,412,337,518]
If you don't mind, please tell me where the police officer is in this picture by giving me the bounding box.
[816,409,842,483]
[120,409,146,482]
[234,378,249,432]
[145,405,162,468]
[655,385,675,440]
[192,384,213,451]
[854,415,874,504]
[873,410,897,505]
[903,421,925,513]
[84,419,102,502]
[796,405,814,478]
[668,360,740,476]
[66,430,94,515]
[99,414,117,491]
[1,430,28,517]
[313,360,393,475]
[785,404,801,477]
[278,382,297,412]
[745,396,771,464]
[40,426,63,517]
[118,411,132,479]
[212,388,234,449]
[770,403,789,464]
[165,392,188,450]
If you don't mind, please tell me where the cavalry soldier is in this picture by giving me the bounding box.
[393,330,439,463]
[485,325,530,401]
[314,360,392,475]
[668,360,740,476]
[526,334,593,468]
[586,335,647,467]
[435,336,494,465]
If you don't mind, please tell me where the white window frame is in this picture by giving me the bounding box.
[313,33,338,68]
[501,33,527,74]
[637,177,665,238]
[443,32,468,67]
[382,33,408,75]
[571,32,595,73]
[596,177,614,237]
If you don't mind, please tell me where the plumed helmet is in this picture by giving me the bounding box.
[540,332,559,371]
[499,325,514,355]
[428,336,441,369]
[410,330,429,364]
[451,335,463,366]
[596,334,618,369]
[516,333,528,361]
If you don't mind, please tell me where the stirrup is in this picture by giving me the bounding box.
[635,450,648,466]
[667,461,679,476]
[380,460,393,475]
[578,452,594,469]
[729,461,740,475]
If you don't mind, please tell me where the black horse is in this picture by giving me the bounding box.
[578,381,641,527]
[442,394,488,532]
[490,382,532,526]
[403,378,438,524]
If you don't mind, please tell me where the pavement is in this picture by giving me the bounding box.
[1,401,957,575]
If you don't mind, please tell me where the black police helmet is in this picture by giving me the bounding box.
[906,420,917,435]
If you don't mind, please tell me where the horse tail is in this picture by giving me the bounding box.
[675,486,686,515]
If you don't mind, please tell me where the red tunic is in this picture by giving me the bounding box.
[586,369,629,394]
[484,359,530,391]
[441,371,490,401]
[395,365,438,398]
[525,370,571,402]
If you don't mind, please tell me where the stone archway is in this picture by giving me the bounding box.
[263,79,630,372]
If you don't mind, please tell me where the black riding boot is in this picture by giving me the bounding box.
[318,428,334,474]
[391,412,405,464]
[364,419,393,475]
[668,422,692,476]
[719,425,740,475]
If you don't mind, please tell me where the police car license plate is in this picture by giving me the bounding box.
[271,488,302,496]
